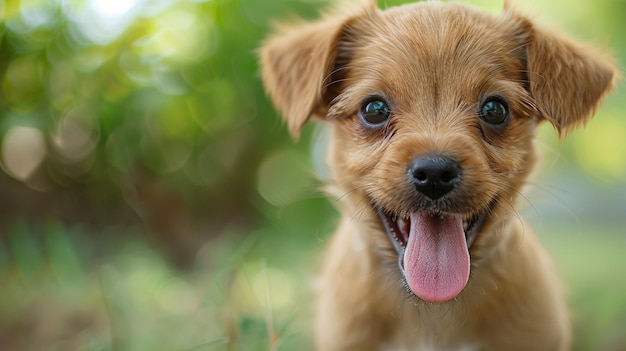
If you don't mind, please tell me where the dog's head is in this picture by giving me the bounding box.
[260,1,616,303]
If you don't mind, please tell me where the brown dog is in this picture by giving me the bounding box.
[260,1,617,350]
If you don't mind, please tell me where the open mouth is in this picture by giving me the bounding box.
[379,210,486,252]
[377,209,487,303]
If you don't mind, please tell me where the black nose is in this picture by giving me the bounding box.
[408,154,461,200]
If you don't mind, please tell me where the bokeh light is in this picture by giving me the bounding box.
[574,111,626,180]
[1,126,46,181]
[90,0,141,18]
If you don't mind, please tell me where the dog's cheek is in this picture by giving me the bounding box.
[491,118,536,172]
[478,119,539,206]
[326,124,382,189]
[338,132,412,211]
[368,152,417,213]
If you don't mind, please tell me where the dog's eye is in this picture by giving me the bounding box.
[479,98,508,125]
[480,99,508,124]
[360,99,391,126]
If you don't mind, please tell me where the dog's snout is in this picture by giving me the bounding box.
[409,155,461,200]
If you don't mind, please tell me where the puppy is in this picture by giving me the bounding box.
[260,1,617,350]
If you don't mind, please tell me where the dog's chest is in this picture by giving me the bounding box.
[382,343,480,351]
[380,307,482,351]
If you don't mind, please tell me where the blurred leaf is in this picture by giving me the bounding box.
[10,219,43,283]
[44,222,85,284]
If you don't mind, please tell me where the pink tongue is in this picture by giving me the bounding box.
[403,212,470,302]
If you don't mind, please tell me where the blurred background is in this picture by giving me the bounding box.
[0,0,624,350]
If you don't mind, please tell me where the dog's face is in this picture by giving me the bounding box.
[260,1,615,303]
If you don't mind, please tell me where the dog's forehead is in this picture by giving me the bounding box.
[378,2,505,41]
[348,2,526,101]
[338,2,525,113]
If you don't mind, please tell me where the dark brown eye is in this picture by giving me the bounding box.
[360,99,391,126]
[479,98,508,125]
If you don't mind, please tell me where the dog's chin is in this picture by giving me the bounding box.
[375,203,489,303]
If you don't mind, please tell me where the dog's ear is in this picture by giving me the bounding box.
[518,13,618,136]
[259,1,375,138]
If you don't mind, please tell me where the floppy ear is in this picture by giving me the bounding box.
[522,16,618,136]
[259,2,375,138]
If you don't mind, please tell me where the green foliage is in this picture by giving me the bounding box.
[0,0,324,207]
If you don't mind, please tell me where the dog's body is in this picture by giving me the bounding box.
[318,218,566,351]
[260,1,616,350]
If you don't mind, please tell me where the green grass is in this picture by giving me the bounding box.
[1,218,625,350]
[537,221,626,351]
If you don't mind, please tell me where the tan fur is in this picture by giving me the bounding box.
[260,1,617,350]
